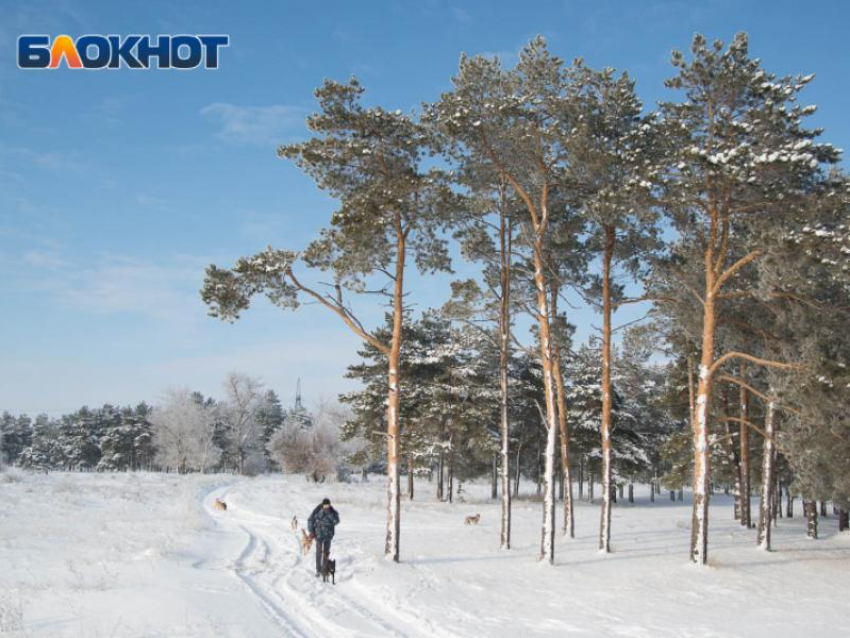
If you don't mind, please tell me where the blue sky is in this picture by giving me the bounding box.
[1,0,848,416]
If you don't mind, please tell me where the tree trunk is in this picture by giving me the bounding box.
[758,401,776,551]
[514,443,522,497]
[739,363,751,528]
[407,456,414,501]
[650,477,655,503]
[691,275,716,565]
[820,501,827,517]
[491,452,498,500]
[599,226,615,553]
[786,487,794,518]
[448,444,454,504]
[722,389,742,522]
[498,202,512,550]
[804,500,818,539]
[589,473,595,503]
[670,490,675,502]
[550,286,574,539]
[384,221,406,562]
[437,454,444,501]
[529,226,559,565]
[558,465,564,501]
[628,482,634,504]
[578,459,584,501]
[838,510,849,532]
[535,441,541,495]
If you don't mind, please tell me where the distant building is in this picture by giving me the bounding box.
[283,379,313,429]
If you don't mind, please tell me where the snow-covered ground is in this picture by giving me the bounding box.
[1,470,848,637]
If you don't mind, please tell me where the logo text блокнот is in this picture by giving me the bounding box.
[18,34,230,70]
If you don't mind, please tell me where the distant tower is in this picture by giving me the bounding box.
[295,378,303,412]
[286,378,313,428]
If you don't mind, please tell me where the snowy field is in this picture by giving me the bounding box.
[1,470,849,637]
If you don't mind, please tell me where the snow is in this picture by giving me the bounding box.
[2,471,850,637]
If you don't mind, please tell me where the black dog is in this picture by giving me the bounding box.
[322,558,336,584]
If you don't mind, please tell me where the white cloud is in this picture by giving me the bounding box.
[200,103,307,146]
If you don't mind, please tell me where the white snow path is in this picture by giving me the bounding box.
[202,482,444,638]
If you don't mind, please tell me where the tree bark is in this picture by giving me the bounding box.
[498,201,513,550]
[514,442,522,497]
[437,454,444,501]
[578,459,584,501]
[786,486,794,518]
[690,251,717,565]
[838,510,849,532]
[739,363,752,528]
[721,388,742,521]
[550,286,574,539]
[448,440,454,504]
[384,219,406,562]
[757,401,776,551]
[407,456,414,501]
[804,500,818,539]
[599,226,615,553]
[491,452,498,500]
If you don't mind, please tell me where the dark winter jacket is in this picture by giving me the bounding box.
[308,504,340,540]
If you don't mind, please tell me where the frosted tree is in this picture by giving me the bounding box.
[219,373,266,475]
[651,33,839,564]
[18,414,59,472]
[57,407,103,470]
[268,398,351,481]
[0,412,31,467]
[201,78,455,562]
[151,389,220,474]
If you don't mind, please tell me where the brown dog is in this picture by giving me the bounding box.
[300,529,314,555]
[214,498,227,512]
[464,513,481,525]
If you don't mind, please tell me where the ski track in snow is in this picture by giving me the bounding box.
[203,484,433,638]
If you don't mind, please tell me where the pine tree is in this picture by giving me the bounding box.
[256,390,285,472]
[202,78,455,561]
[650,33,839,564]
[569,61,660,552]
[441,184,519,545]
[428,37,585,564]
[19,414,60,472]
[1,412,31,466]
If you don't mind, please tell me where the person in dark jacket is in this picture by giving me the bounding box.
[308,497,340,576]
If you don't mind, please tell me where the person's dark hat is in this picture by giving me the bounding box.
[322,498,331,505]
